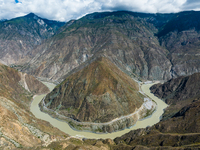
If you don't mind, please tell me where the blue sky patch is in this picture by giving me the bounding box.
[15,0,20,3]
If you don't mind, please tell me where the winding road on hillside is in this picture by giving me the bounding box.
[30,82,168,139]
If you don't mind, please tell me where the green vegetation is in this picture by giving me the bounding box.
[157,11,200,37]
[47,141,63,150]
[94,127,103,132]
[69,138,83,145]
[68,121,83,131]
[142,108,156,119]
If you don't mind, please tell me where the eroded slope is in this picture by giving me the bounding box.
[150,72,200,119]
[0,13,65,65]
[43,57,144,124]
[22,11,171,81]
[0,63,68,149]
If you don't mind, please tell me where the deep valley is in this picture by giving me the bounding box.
[0,10,200,150]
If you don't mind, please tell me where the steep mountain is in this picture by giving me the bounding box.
[0,63,50,108]
[0,13,65,65]
[43,57,143,122]
[21,11,172,82]
[150,72,200,119]
[150,72,200,104]
[40,57,155,132]
[111,73,200,149]
[19,11,200,82]
[158,11,200,78]
[0,63,68,149]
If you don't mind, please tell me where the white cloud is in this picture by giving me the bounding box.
[0,0,196,22]
[100,0,187,13]
[182,0,200,10]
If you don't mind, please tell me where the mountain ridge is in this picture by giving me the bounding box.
[0,13,65,66]
[21,10,172,81]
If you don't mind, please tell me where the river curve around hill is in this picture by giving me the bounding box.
[30,82,168,139]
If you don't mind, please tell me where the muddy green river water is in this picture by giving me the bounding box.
[30,82,168,139]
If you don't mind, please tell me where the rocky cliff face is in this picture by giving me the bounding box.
[19,11,200,82]
[19,72,50,95]
[150,72,200,119]
[42,57,145,123]
[0,13,65,65]
[21,11,172,81]
[158,11,200,78]
[150,72,200,104]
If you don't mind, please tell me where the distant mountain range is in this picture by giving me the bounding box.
[19,11,172,81]
[6,11,197,82]
[0,11,199,81]
[0,13,65,65]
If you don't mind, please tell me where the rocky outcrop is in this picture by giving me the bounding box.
[150,72,200,104]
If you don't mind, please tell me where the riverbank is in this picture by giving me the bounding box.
[30,82,168,139]
[40,96,156,133]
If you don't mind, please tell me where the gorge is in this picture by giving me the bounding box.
[0,10,200,149]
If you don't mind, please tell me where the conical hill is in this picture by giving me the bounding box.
[43,57,144,123]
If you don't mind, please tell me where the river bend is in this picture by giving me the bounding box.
[30,82,168,139]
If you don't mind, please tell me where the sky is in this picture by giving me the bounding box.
[0,0,200,22]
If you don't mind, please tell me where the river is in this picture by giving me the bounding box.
[30,82,168,139]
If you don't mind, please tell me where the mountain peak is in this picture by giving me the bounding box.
[25,12,38,18]
[43,57,144,124]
